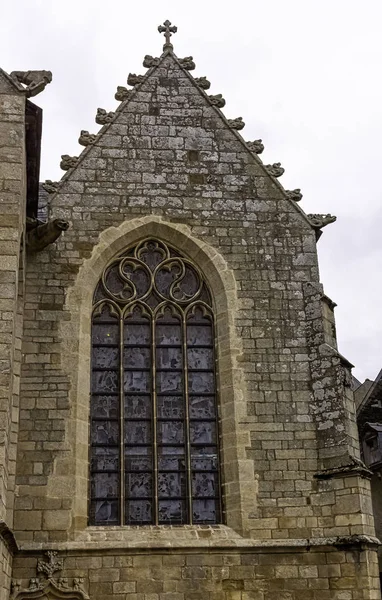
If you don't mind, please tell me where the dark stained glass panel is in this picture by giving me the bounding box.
[90,239,222,525]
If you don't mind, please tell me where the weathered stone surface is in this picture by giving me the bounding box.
[194,76,211,90]
[143,55,160,68]
[10,70,52,97]
[0,37,378,600]
[265,162,285,177]
[95,108,115,125]
[178,56,195,70]
[208,94,225,108]
[60,155,78,170]
[41,180,59,194]
[308,213,337,228]
[227,117,245,130]
[247,139,264,154]
[286,188,303,202]
[127,73,145,86]
[78,131,96,146]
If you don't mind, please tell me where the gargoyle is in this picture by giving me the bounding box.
[143,55,160,68]
[78,130,97,146]
[178,56,196,70]
[286,189,303,202]
[247,139,264,154]
[227,117,245,130]
[41,180,59,194]
[307,213,337,229]
[96,108,115,125]
[10,70,52,97]
[60,155,78,170]
[26,219,69,252]
[194,76,211,90]
[208,94,225,108]
[115,86,132,101]
[127,73,145,86]
[265,162,285,178]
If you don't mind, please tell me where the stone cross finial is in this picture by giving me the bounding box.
[158,20,177,49]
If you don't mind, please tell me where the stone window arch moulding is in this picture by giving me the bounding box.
[59,216,255,537]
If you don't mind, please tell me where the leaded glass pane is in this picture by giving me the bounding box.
[92,371,118,394]
[158,500,186,524]
[190,422,216,445]
[124,371,150,393]
[156,324,181,345]
[187,347,214,370]
[192,499,218,524]
[91,472,119,498]
[156,347,182,369]
[158,472,186,498]
[125,421,151,445]
[91,500,119,525]
[126,500,152,524]
[188,372,214,394]
[90,239,221,526]
[158,421,184,444]
[157,396,184,419]
[91,421,119,445]
[192,472,218,497]
[126,473,152,498]
[125,395,151,419]
[91,447,119,471]
[92,396,119,419]
[157,371,182,393]
[189,396,215,419]
[92,346,119,368]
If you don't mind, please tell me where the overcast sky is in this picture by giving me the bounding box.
[1,1,381,382]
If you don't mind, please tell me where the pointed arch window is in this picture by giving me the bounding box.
[89,239,222,526]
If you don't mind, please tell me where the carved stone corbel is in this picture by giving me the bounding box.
[143,55,160,68]
[10,70,52,97]
[247,140,264,154]
[115,86,132,101]
[265,162,284,177]
[194,76,211,90]
[96,108,115,125]
[78,130,97,146]
[286,188,303,202]
[178,56,195,70]
[41,180,59,194]
[127,73,145,86]
[26,219,69,252]
[208,94,225,108]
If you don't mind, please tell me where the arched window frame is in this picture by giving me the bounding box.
[89,238,223,526]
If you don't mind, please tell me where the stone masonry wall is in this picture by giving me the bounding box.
[11,50,380,598]
[11,541,382,600]
[0,71,27,598]
[15,52,375,543]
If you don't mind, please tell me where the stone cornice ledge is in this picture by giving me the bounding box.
[18,534,380,553]
[314,457,372,480]
[0,520,18,554]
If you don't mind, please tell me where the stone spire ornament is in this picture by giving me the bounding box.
[158,20,177,50]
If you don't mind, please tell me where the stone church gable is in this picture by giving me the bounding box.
[49,50,311,236]
[0,19,380,600]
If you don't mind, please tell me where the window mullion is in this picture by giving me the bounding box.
[119,315,125,525]
[152,314,158,525]
[183,312,193,525]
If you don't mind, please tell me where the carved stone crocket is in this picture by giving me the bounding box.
[247,140,264,154]
[265,162,285,178]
